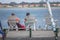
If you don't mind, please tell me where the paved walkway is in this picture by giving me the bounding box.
[6,31,55,38]
[1,31,60,40]
[5,31,55,40]
[58,32,60,40]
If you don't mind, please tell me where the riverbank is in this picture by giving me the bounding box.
[0,7,60,9]
[0,7,60,10]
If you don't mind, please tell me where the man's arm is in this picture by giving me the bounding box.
[7,21,10,26]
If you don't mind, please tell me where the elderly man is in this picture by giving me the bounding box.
[0,21,5,40]
[7,13,20,30]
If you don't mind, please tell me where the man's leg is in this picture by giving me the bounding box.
[0,30,5,40]
[0,30,4,35]
[25,23,29,30]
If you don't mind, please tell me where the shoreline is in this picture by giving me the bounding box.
[0,7,60,9]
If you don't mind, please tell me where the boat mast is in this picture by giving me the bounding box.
[46,0,56,31]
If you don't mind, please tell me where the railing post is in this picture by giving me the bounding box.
[34,23,36,31]
[54,28,59,40]
[2,29,7,40]
[29,25,32,38]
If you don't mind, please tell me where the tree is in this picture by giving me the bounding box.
[9,2,17,6]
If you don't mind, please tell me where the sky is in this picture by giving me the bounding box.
[0,0,60,3]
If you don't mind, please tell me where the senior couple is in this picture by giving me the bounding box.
[7,12,37,30]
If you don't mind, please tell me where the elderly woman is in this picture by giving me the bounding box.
[24,12,37,31]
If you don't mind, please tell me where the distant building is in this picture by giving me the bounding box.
[57,2,60,7]
[23,4,29,8]
[0,2,60,8]
[30,3,35,7]
[0,5,1,7]
[18,4,22,8]
[34,3,40,7]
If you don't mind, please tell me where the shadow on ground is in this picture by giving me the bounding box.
[0,37,55,40]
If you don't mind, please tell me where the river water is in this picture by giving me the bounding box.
[0,8,60,29]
